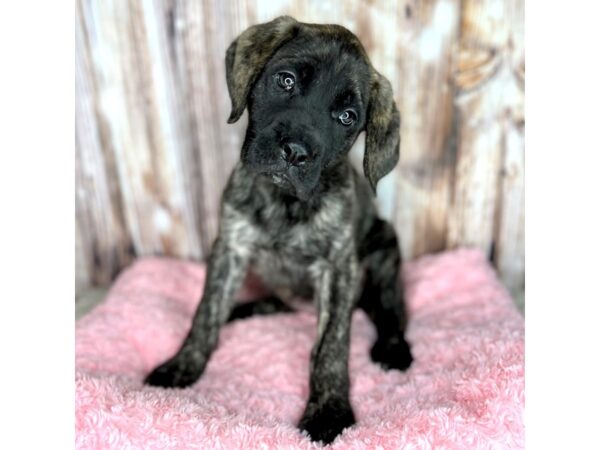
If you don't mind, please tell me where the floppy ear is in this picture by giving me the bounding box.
[225,16,298,124]
[363,71,401,193]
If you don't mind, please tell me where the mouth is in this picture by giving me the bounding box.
[241,150,314,200]
[256,171,311,201]
[264,172,294,190]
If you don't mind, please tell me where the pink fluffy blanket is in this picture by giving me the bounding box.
[75,249,524,449]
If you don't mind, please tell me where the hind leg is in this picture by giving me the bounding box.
[227,295,294,322]
[358,219,413,371]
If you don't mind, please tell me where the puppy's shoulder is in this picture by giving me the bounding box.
[220,163,269,216]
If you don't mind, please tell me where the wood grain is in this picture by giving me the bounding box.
[449,0,506,253]
[76,2,133,289]
[493,0,525,299]
[448,0,524,297]
[393,0,461,259]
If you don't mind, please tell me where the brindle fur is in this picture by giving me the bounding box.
[145,16,413,444]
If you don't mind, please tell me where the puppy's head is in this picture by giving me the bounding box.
[226,16,400,200]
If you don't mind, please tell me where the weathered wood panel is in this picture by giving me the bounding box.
[494,0,525,301]
[449,0,524,251]
[75,0,524,302]
[76,5,133,286]
[80,0,207,260]
[393,0,461,259]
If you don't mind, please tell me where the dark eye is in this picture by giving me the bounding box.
[338,109,357,126]
[276,72,295,91]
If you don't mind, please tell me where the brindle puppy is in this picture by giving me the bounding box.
[145,15,413,444]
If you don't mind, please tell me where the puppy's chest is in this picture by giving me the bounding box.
[253,220,329,266]
[248,231,312,297]
[249,208,341,294]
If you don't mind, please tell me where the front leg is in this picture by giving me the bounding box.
[145,237,250,388]
[299,256,359,444]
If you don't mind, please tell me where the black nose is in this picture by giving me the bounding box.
[281,142,310,166]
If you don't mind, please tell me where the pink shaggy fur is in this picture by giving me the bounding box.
[76,249,524,449]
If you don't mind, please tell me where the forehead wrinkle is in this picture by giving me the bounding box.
[334,85,363,111]
[309,59,366,111]
[270,55,320,68]
[331,55,368,99]
[330,68,364,106]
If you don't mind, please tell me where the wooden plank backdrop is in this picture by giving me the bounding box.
[75,0,524,304]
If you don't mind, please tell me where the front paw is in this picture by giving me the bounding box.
[370,335,413,371]
[299,398,356,444]
[144,352,206,388]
